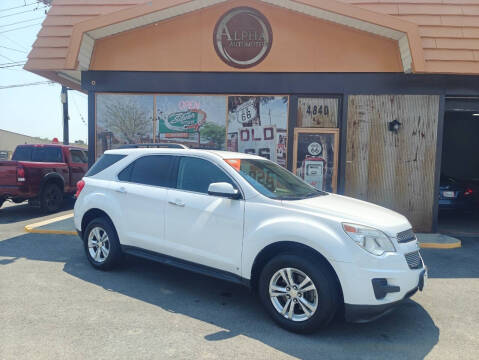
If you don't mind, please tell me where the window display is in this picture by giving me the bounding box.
[297,97,339,128]
[293,128,339,192]
[95,94,154,158]
[157,95,227,150]
[95,93,290,167]
[227,96,289,167]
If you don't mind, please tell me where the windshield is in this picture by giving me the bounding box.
[225,158,327,200]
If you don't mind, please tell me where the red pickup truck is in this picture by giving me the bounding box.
[0,144,88,212]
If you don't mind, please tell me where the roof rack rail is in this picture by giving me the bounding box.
[119,143,189,149]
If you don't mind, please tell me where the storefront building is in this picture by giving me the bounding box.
[26,0,479,232]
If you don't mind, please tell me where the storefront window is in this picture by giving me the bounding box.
[297,97,339,128]
[95,94,290,167]
[95,94,154,158]
[227,96,289,167]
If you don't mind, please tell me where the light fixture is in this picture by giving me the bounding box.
[388,119,402,133]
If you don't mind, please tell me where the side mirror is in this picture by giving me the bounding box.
[208,182,241,199]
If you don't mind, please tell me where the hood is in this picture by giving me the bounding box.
[281,193,411,237]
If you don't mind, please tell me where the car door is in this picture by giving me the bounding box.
[165,156,244,275]
[69,149,88,188]
[115,155,175,253]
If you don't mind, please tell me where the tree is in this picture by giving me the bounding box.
[200,123,226,149]
[103,99,151,144]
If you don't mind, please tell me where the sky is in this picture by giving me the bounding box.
[0,0,88,143]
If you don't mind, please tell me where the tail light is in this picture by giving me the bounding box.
[75,179,85,198]
[465,188,473,196]
[16,167,25,183]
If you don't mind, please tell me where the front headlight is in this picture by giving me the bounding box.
[342,223,396,256]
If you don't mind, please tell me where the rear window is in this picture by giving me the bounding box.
[12,147,32,161]
[86,154,126,177]
[12,146,63,163]
[31,147,63,162]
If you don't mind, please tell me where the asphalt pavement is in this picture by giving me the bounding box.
[0,202,478,360]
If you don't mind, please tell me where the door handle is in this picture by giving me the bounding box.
[168,200,185,207]
[115,186,127,194]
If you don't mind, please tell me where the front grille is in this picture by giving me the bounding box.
[397,229,416,243]
[405,251,423,269]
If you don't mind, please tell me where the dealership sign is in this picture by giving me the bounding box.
[159,109,206,133]
[214,7,273,68]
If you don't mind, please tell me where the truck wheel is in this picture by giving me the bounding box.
[40,183,63,213]
[83,217,121,270]
[258,253,340,333]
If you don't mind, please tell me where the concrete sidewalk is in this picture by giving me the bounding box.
[24,213,462,249]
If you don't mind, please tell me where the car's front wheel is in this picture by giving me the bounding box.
[258,253,340,333]
[83,217,121,270]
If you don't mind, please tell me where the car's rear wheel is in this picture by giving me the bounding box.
[258,253,340,333]
[83,217,121,270]
[40,183,63,213]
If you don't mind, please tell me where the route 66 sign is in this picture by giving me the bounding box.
[307,142,322,156]
[232,99,257,124]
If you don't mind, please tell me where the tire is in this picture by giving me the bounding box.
[83,217,121,270]
[40,183,63,213]
[258,253,340,333]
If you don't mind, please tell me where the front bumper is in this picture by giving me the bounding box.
[344,268,426,323]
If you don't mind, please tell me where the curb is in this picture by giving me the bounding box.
[416,233,462,249]
[419,241,461,249]
[24,213,77,235]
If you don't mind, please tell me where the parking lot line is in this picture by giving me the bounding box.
[24,213,77,235]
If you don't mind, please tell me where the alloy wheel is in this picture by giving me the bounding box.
[87,226,110,263]
[269,267,319,322]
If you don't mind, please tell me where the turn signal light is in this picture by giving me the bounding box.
[75,179,85,198]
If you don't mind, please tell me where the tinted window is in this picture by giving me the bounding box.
[31,147,63,163]
[70,150,87,163]
[118,163,133,182]
[128,155,174,187]
[177,157,234,194]
[12,146,32,161]
[86,154,126,177]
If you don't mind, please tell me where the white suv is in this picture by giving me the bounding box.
[74,147,426,333]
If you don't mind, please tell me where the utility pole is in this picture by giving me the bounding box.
[61,86,69,145]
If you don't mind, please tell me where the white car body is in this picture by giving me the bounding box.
[74,148,425,324]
